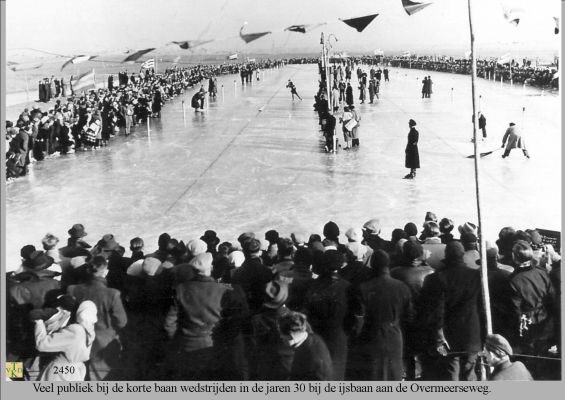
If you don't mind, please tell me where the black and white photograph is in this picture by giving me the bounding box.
[1,0,562,388]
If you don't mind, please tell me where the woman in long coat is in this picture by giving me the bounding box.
[34,300,97,381]
[404,119,420,179]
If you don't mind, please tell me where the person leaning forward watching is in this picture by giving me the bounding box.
[482,334,533,381]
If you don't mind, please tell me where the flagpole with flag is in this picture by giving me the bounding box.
[467,0,492,337]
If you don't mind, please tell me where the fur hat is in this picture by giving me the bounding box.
[323,221,340,240]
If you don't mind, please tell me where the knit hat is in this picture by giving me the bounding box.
[345,227,363,242]
[228,251,245,267]
[187,239,208,256]
[188,252,213,276]
[484,334,513,356]
[404,222,418,237]
[42,233,60,249]
[323,221,340,240]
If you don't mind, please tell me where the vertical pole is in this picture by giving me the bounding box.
[182,100,186,124]
[467,0,492,337]
[234,79,236,96]
[147,116,151,137]
[450,88,453,103]
[222,84,225,102]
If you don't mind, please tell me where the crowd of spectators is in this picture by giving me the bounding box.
[6,213,561,381]
[5,59,286,180]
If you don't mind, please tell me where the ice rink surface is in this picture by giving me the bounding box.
[5,64,560,269]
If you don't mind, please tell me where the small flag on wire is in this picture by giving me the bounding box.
[141,58,155,69]
[61,55,97,71]
[71,69,95,91]
[123,48,155,63]
[340,13,379,32]
[227,53,238,60]
[401,0,432,16]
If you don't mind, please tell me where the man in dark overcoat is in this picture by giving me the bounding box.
[404,119,420,179]
[354,250,413,380]
[418,241,484,381]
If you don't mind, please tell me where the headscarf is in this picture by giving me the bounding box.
[76,300,97,347]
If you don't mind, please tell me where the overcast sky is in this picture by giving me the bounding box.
[6,0,561,59]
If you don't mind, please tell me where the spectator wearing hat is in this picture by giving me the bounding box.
[362,218,393,254]
[354,250,413,381]
[507,240,555,376]
[128,237,145,262]
[460,232,480,270]
[271,238,295,275]
[264,230,280,265]
[483,334,532,381]
[250,277,293,380]
[418,241,483,381]
[278,311,333,381]
[286,247,315,311]
[421,222,446,269]
[419,212,438,241]
[164,253,248,380]
[34,300,98,381]
[65,223,90,248]
[439,218,456,244]
[404,119,420,179]
[211,242,235,282]
[390,240,433,380]
[91,234,128,294]
[66,256,128,380]
[496,227,516,266]
[146,233,173,262]
[344,227,372,267]
[323,221,346,252]
[303,250,358,380]
[231,238,274,313]
[7,250,61,375]
[200,230,220,258]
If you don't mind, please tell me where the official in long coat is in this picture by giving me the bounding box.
[345,83,354,107]
[404,119,420,179]
[355,250,413,381]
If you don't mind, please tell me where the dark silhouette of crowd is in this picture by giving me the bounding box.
[5,60,286,180]
[6,214,561,381]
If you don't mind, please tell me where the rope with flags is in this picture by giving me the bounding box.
[141,58,155,69]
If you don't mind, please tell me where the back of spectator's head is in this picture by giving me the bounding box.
[20,244,36,260]
[218,241,233,256]
[158,233,171,251]
[323,221,340,241]
[243,238,262,256]
[391,228,408,245]
[423,221,441,237]
[200,230,220,248]
[525,229,543,250]
[514,230,532,245]
[308,234,322,247]
[88,255,108,276]
[265,230,279,244]
[362,219,381,236]
[294,246,313,266]
[371,249,390,273]
[439,218,454,234]
[512,240,534,264]
[444,241,465,264]
[403,239,424,262]
[187,239,208,257]
[238,232,256,246]
[461,232,478,250]
[277,238,295,258]
[424,211,438,223]
[345,227,363,243]
[188,253,213,276]
[404,222,418,237]
[496,226,516,256]
[130,237,144,252]
[228,251,245,268]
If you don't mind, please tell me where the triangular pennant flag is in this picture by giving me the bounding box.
[239,24,271,43]
[402,0,432,16]
[554,17,559,34]
[285,22,327,34]
[285,25,307,33]
[123,48,155,63]
[340,13,379,32]
[171,39,213,49]
[502,7,524,27]
[61,55,97,71]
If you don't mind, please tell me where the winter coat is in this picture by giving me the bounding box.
[289,333,334,381]
[490,360,533,381]
[405,127,420,169]
[502,125,525,150]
